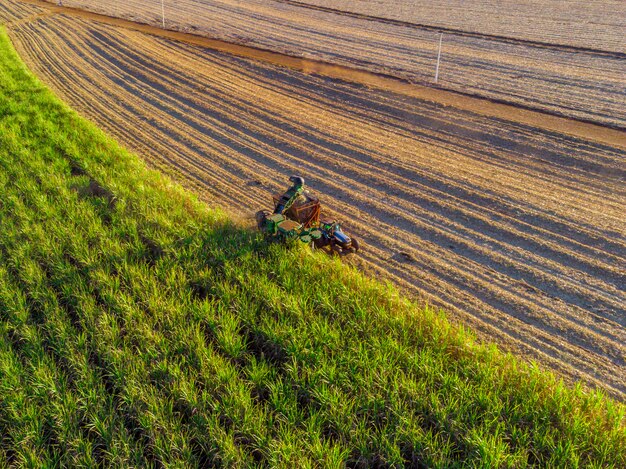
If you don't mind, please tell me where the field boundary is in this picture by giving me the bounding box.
[1,23,624,464]
[276,0,626,59]
[16,0,626,147]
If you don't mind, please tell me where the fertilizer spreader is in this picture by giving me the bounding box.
[256,176,359,255]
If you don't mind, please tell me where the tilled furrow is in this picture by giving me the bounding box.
[5,10,625,399]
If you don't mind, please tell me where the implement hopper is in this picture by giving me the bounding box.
[272,193,321,228]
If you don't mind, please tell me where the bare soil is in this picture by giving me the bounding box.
[287,0,626,53]
[28,0,626,128]
[4,2,626,400]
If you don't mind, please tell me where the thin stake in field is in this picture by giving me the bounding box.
[434,32,443,83]
[161,0,166,28]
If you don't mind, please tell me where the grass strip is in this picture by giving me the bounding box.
[0,26,624,467]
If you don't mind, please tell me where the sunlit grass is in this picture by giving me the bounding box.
[0,27,624,467]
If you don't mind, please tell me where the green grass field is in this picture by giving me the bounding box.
[0,27,624,467]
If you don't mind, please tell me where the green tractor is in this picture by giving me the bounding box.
[256,176,359,255]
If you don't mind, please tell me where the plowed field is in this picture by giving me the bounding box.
[4,3,626,400]
[0,0,41,22]
[33,0,626,128]
[290,0,626,53]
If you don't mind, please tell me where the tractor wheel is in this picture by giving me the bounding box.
[313,236,329,250]
[255,210,269,230]
[350,237,360,253]
[330,244,342,257]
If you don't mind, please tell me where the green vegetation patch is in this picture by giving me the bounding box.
[0,27,624,468]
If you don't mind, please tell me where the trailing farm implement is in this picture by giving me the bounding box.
[256,176,359,255]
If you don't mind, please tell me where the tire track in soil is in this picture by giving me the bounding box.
[280,0,626,55]
[24,0,626,128]
[5,12,626,400]
[276,0,626,58]
[0,1,41,23]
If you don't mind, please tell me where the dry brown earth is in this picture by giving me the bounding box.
[291,0,626,53]
[0,0,41,22]
[32,0,626,128]
[3,3,626,400]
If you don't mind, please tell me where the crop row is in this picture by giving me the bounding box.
[0,28,624,466]
[47,0,626,127]
[9,12,626,399]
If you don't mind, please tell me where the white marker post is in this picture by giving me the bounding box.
[434,32,443,83]
[161,0,166,28]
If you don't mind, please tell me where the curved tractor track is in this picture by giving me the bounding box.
[28,0,626,129]
[4,7,626,399]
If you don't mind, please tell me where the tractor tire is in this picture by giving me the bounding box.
[350,237,360,253]
[314,237,329,250]
[255,210,270,230]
